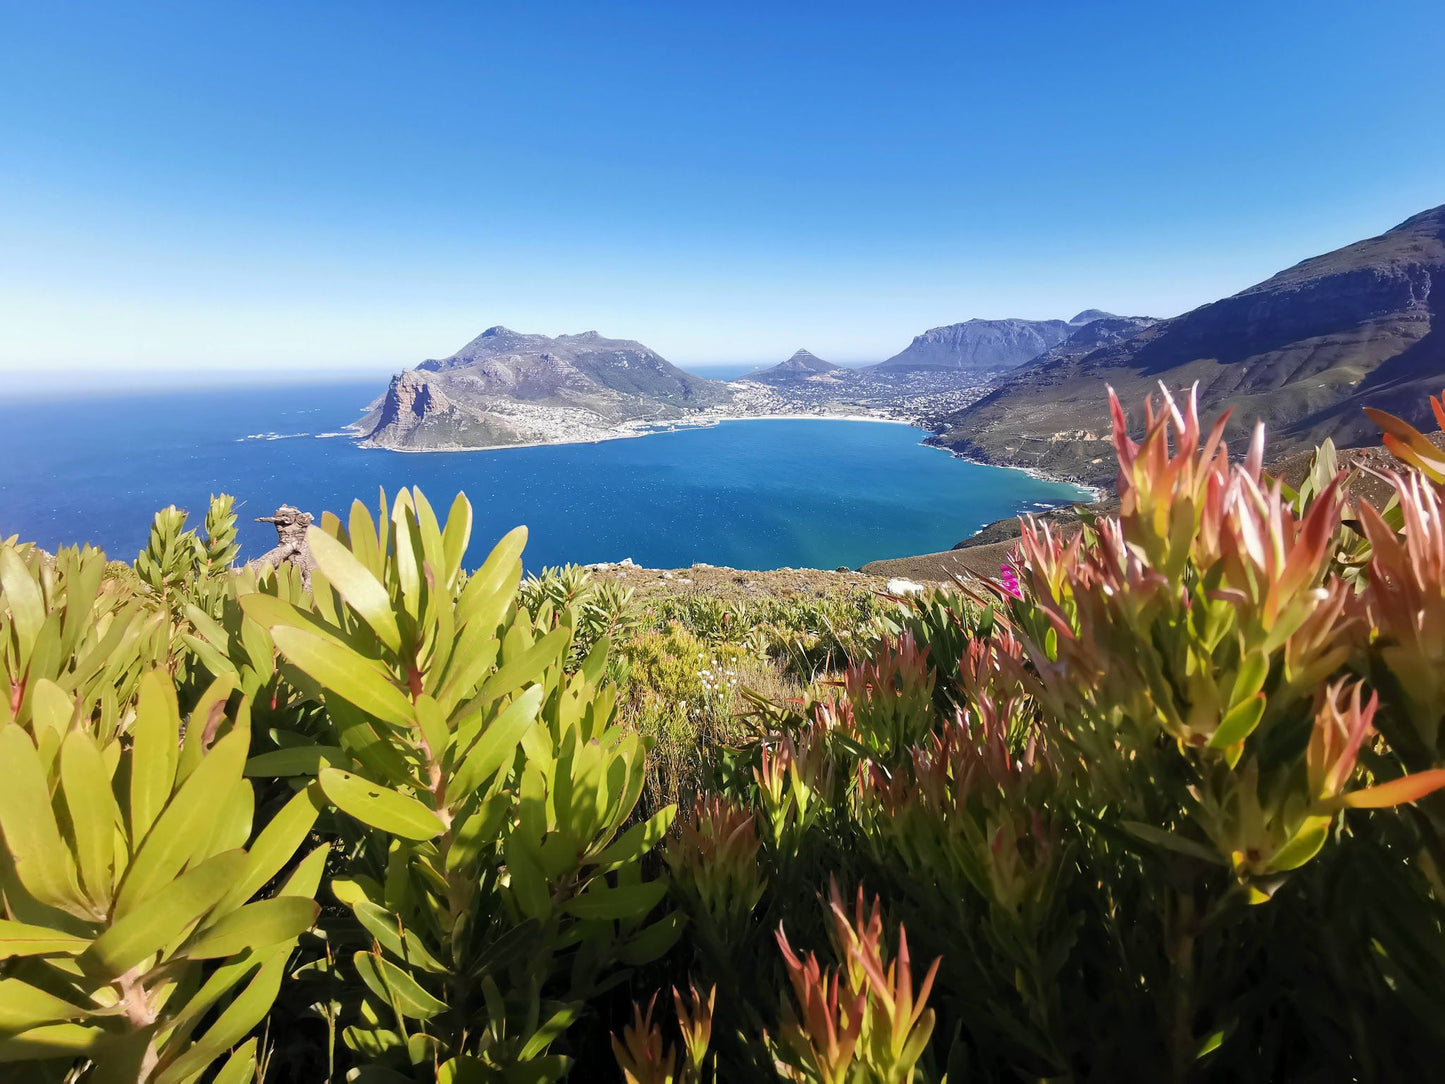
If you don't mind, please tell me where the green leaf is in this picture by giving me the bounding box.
[353,950,449,1020]
[318,769,446,841]
[618,911,686,966]
[0,1023,105,1062]
[0,919,89,959]
[0,725,85,912]
[506,833,551,921]
[215,784,325,914]
[179,678,239,788]
[411,489,449,594]
[29,679,74,741]
[477,628,569,704]
[451,686,544,801]
[563,879,666,921]
[1120,821,1226,865]
[342,1028,406,1064]
[59,728,118,911]
[518,1004,579,1060]
[0,548,44,654]
[210,1040,258,1084]
[348,500,382,575]
[130,670,181,844]
[446,792,508,874]
[278,843,331,899]
[81,850,246,981]
[1230,650,1270,707]
[391,493,423,619]
[351,900,446,973]
[415,694,450,766]
[0,980,91,1033]
[441,493,473,582]
[114,725,250,918]
[186,897,319,959]
[270,626,416,729]
[1207,694,1266,751]
[590,805,675,871]
[244,745,345,778]
[475,525,528,590]
[307,526,403,653]
[236,591,316,634]
[1270,815,1333,871]
[155,953,288,1084]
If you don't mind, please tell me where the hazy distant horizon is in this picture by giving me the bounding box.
[0,356,861,397]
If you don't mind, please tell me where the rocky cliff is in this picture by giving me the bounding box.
[870,311,1112,373]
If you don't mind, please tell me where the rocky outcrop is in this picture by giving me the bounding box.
[931,205,1445,485]
[362,371,450,443]
[870,311,1114,373]
[1036,315,1158,362]
[357,328,733,450]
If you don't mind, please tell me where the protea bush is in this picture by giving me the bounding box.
[3,387,1445,1081]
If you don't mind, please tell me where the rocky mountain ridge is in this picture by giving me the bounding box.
[870,310,1114,373]
[358,327,731,450]
[930,204,1445,484]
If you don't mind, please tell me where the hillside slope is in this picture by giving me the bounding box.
[741,349,846,383]
[932,205,1445,484]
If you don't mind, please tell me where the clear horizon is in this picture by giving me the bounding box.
[3,1,1443,389]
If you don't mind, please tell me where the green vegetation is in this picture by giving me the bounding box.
[5,387,1445,1080]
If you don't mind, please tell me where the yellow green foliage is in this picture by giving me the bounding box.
[5,387,1445,1082]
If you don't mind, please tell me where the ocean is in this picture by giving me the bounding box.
[0,380,1089,571]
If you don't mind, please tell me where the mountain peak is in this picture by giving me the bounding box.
[741,347,843,383]
[361,326,731,450]
[1069,309,1116,325]
[872,317,1077,373]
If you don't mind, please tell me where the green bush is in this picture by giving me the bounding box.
[5,387,1445,1081]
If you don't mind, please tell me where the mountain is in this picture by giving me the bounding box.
[930,205,1445,485]
[741,348,846,383]
[870,311,1114,373]
[1024,315,1159,367]
[357,327,731,450]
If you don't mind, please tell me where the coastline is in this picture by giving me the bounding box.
[919,438,1104,502]
[349,410,920,455]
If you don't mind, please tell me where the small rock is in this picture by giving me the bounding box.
[887,578,926,597]
[617,557,637,568]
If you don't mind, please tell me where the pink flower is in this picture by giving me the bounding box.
[999,563,1023,600]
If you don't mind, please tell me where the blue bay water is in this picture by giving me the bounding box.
[0,380,1087,571]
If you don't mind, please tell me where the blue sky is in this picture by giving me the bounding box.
[2,1,1442,385]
